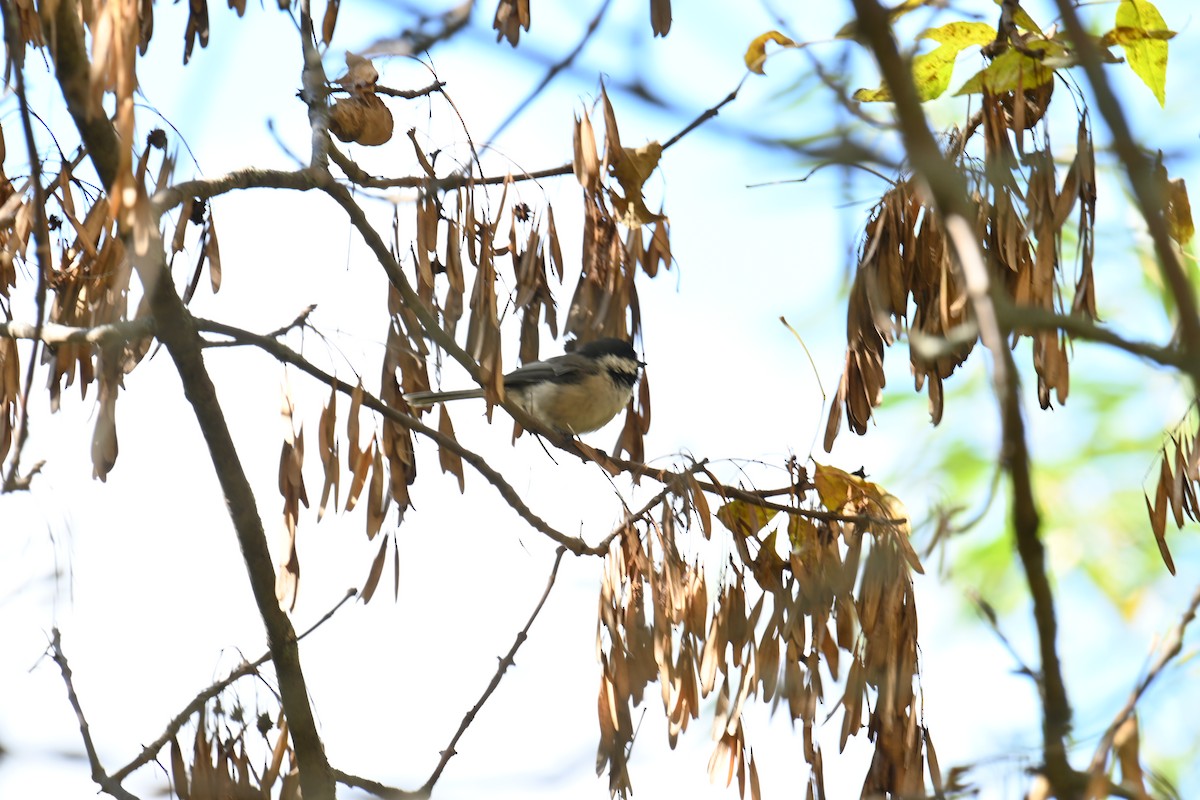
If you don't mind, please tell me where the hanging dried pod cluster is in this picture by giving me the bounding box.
[826,82,1098,450]
[167,708,299,800]
[596,462,933,798]
[0,129,202,480]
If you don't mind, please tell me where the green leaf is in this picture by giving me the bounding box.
[855,21,995,102]
[954,39,1061,96]
[1110,0,1172,106]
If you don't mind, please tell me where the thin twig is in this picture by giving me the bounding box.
[48,630,141,800]
[109,588,358,785]
[661,78,746,151]
[968,592,1038,682]
[486,0,614,144]
[194,317,597,554]
[420,547,567,794]
[1088,580,1200,775]
[333,770,422,799]
[1,0,54,493]
[847,0,1074,790]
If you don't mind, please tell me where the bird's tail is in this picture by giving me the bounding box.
[403,388,486,407]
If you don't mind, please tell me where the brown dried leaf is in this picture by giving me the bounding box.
[347,383,364,461]
[205,213,222,293]
[650,0,671,36]
[1145,485,1173,574]
[170,736,190,799]
[262,717,289,792]
[321,0,339,45]
[686,474,712,539]
[1167,445,1184,529]
[317,386,340,521]
[171,197,194,254]
[183,0,210,64]
[366,442,385,539]
[345,436,373,512]
[492,0,529,46]
[360,533,389,604]
[437,405,465,493]
[574,113,600,189]
[546,204,565,280]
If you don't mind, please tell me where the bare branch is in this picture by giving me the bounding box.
[333,769,423,800]
[847,0,1074,791]
[1089,580,1200,775]
[151,166,323,216]
[48,630,141,800]
[486,0,614,143]
[110,589,358,785]
[194,317,598,554]
[0,319,156,346]
[421,547,567,794]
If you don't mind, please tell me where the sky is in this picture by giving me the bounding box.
[2,0,1200,798]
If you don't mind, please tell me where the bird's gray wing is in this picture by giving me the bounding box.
[501,357,583,388]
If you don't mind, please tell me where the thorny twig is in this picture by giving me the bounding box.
[420,546,568,794]
[108,589,358,785]
[48,630,141,800]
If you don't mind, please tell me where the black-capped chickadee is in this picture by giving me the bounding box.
[404,338,644,434]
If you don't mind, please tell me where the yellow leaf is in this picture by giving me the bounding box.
[954,39,1060,95]
[716,499,777,538]
[855,22,995,102]
[744,30,795,75]
[993,0,1042,34]
[812,461,861,512]
[1113,0,1172,106]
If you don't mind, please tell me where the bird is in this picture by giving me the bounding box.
[404,338,643,435]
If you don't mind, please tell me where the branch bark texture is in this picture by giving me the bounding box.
[40,1,334,796]
[847,0,1074,791]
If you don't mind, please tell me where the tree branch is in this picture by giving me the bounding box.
[421,547,567,794]
[194,317,597,554]
[48,630,142,800]
[1088,579,1200,775]
[41,1,334,793]
[486,0,614,144]
[0,319,156,346]
[847,0,1074,791]
[109,588,357,786]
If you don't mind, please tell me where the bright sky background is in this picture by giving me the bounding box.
[3,0,1200,798]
